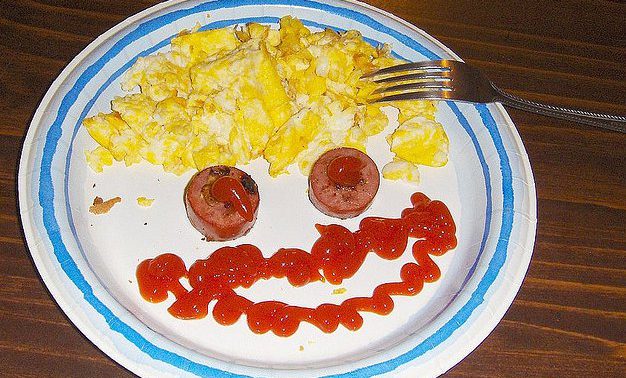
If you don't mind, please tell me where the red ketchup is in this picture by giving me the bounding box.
[210,176,254,222]
[327,156,365,187]
[137,192,456,337]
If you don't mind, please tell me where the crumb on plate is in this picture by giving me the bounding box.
[89,196,121,214]
[332,287,347,295]
[137,196,155,207]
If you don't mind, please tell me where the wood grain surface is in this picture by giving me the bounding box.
[2,0,625,376]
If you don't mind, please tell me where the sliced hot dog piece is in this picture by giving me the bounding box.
[185,166,260,241]
[309,147,380,219]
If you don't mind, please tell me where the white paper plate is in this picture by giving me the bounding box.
[18,0,537,376]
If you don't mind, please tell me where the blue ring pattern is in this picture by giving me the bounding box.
[37,0,514,376]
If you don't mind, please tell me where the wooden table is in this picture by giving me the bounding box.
[2,0,625,376]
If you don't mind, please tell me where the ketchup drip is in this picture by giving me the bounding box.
[136,192,457,337]
[209,176,254,221]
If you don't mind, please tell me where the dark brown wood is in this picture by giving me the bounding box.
[2,0,625,376]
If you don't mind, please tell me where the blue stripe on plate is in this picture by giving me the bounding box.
[37,0,514,376]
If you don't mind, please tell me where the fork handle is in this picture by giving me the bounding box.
[491,85,626,133]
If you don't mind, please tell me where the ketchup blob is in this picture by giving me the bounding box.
[327,155,365,187]
[209,176,254,222]
[137,192,457,337]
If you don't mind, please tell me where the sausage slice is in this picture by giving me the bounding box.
[309,147,380,219]
[185,166,260,241]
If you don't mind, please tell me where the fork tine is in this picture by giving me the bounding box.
[371,89,451,103]
[372,81,452,95]
[362,61,449,79]
[372,71,451,84]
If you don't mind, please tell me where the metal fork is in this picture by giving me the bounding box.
[364,60,626,133]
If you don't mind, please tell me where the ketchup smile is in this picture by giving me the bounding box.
[137,192,456,337]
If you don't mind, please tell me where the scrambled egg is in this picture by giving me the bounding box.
[83,16,449,184]
[137,197,155,207]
